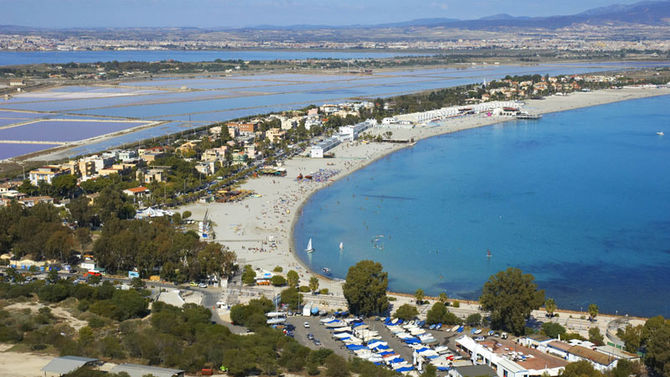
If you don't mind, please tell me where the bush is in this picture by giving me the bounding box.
[273,266,283,272]
[426,303,461,325]
[242,265,256,286]
[299,286,311,293]
[271,275,287,287]
[452,301,460,308]
[465,313,482,327]
[393,304,418,321]
[325,354,349,377]
[541,322,566,338]
[319,288,329,295]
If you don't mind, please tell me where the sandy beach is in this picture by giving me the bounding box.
[180,86,670,296]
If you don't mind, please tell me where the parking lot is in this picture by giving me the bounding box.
[286,315,464,366]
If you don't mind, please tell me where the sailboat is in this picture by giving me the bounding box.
[339,242,344,251]
[306,238,314,253]
[486,249,492,258]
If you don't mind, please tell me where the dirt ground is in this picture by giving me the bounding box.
[0,349,53,377]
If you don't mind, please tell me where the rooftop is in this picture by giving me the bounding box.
[41,355,99,375]
[480,338,568,371]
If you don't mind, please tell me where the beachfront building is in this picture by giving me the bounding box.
[456,336,567,377]
[393,101,522,125]
[310,137,341,158]
[338,119,376,141]
[545,341,622,372]
[28,166,64,185]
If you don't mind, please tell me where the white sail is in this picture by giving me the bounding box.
[339,242,343,250]
[306,238,313,252]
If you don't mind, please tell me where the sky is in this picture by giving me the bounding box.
[1,0,645,28]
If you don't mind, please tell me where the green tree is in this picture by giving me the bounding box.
[421,364,437,377]
[414,289,425,305]
[46,268,60,284]
[479,267,545,335]
[438,292,448,305]
[541,322,566,338]
[309,277,319,293]
[67,196,97,227]
[51,174,78,198]
[271,275,287,287]
[280,287,303,311]
[325,354,349,377]
[545,298,557,317]
[560,360,604,377]
[588,327,604,346]
[242,265,256,285]
[342,260,389,316]
[617,324,642,353]
[642,316,670,377]
[130,277,146,290]
[426,302,460,325]
[588,304,599,321]
[287,270,299,287]
[465,313,482,327]
[393,304,418,321]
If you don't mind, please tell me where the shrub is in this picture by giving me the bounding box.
[452,301,460,308]
[465,313,482,327]
[271,275,287,287]
[273,266,283,272]
[393,304,418,321]
[299,286,311,293]
[541,322,566,338]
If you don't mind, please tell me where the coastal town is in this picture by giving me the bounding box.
[0,65,669,376]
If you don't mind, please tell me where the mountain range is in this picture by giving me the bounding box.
[0,0,669,39]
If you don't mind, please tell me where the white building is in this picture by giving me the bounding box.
[338,119,376,141]
[456,336,567,377]
[118,150,138,161]
[545,341,619,372]
[310,137,341,158]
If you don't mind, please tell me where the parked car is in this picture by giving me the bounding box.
[304,322,310,328]
[307,333,314,340]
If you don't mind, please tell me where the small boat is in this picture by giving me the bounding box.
[487,249,492,258]
[657,131,664,136]
[322,267,331,275]
[339,242,344,250]
[306,238,314,253]
[297,173,303,180]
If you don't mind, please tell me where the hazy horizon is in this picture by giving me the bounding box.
[1,0,646,29]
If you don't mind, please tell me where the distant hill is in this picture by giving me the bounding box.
[414,0,670,29]
[1,0,669,41]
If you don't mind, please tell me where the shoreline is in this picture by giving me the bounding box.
[181,86,670,310]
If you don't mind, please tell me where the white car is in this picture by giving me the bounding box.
[304,322,310,328]
[198,282,208,288]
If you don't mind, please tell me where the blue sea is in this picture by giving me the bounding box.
[294,95,670,317]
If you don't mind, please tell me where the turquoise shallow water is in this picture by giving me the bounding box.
[294,95,670,317]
